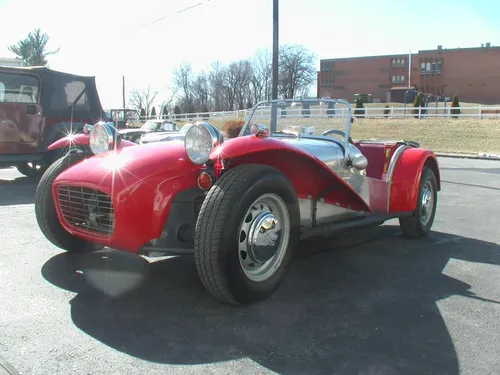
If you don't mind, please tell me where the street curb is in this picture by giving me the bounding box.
[436,152,500,161]
[0,355,19,375]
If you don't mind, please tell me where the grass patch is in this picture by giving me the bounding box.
[184,118,500,154]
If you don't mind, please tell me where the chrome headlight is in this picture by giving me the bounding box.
[184,122,223,165]
[89,122,118,154]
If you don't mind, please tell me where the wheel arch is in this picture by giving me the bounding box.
[218,147,371,212]
[389,147,440,212]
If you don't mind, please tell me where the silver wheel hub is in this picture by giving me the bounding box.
[247,212,281,263]
[420,182,434,226]
[238,193,290,282]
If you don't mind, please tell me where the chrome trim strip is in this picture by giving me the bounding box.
[385,144,411,212]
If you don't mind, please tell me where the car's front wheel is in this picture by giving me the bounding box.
[194,164,300,305]
[35,152,103,253]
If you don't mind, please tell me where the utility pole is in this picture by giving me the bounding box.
[122,75,126,108]
[271,0,279,131]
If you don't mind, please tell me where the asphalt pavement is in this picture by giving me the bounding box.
[0,157,499,375]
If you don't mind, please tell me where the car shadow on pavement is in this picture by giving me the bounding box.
[40,225,500,375]
[0,176,37,206]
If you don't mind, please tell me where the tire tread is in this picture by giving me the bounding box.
[194,164,272,305]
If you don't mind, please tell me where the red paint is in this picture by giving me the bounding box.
[211,136,371,212]
[51,142,202,252]
[388,147,440,212]
[47,134,136,151]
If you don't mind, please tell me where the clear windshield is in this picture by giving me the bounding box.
[241,99,353,140]
[142,120,160,130]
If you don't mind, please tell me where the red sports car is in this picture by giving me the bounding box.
[35,98,440,305]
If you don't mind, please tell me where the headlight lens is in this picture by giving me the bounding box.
[184,122,222,165]
[89,122,113,154]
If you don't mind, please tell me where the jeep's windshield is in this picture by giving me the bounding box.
[241,99,353,141]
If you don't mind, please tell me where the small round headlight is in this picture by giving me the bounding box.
[184,122,222,165]
[89,122,114,154]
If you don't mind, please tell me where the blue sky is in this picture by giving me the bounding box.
[1,0,499,109]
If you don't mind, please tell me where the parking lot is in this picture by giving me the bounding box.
[1,157,499,375]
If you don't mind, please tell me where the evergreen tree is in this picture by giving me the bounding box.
[8,28,60,66]
[451,95,461,118]
[354,97,365,118]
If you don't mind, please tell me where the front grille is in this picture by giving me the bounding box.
[57,186,114,235]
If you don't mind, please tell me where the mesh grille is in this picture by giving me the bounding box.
[57,186,114,235]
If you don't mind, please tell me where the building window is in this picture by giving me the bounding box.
[401,59,405,67]
[392,75,396,83]
[426,62,431,74]
[396,59,401,67]
[437,62,442,74]
[401,75,405,83]
[421,62,425,75]
[392,59,396,67]
[431,62,436,74]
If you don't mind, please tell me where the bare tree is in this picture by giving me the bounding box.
[191,71,211,111]
[172,62,195,113]
[169,45,317,114]
[250,48,273,104]
[128,86,159,115]
[278,45,317,99]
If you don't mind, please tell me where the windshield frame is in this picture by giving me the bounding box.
[239,98,353,152]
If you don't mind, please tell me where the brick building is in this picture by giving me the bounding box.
[317,43,500,105]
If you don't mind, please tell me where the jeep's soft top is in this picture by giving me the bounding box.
[0,65,104,120]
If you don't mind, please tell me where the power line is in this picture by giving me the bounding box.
[139,0,211,29]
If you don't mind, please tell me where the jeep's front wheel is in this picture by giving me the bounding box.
[35,152,103,253]
[17,161,48,179]
[194,164,300,305]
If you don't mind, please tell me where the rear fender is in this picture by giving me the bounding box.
[388,147,441,212]
[210,136,371,212]
[47,134,136,152]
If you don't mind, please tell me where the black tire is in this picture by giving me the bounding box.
[17,161,49,179]
[194,164,301,305]
[35,152,103,253]
[399,166,438,238]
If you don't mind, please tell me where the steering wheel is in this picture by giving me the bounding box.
[321,129,354,144]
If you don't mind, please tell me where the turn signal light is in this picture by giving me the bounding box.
[198,172,213,190]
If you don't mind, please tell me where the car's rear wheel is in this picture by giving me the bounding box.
[194,164,300,305]
[35,152,103,253]
[399,166,438,238]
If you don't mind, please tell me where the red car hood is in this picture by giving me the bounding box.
[54,142,198,189]
[51,142,203,252]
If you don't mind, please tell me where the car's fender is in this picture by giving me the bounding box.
[37,121,90,152]
[209,135,372,212]
[51,142,202,252]
[388,147,441,212]
[47,133,136,151]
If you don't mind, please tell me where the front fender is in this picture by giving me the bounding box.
[47,134,136,151]
[388,147,441,212]
[210,136,371,212]
[51,142,202,252]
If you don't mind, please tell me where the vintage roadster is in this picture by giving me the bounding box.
[35,98,440,305]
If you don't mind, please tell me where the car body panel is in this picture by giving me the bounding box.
[210,135,372,213]
[51,142,202,252]
[47,133,136,151]
[39,98,441,257]
[388,147,440,212]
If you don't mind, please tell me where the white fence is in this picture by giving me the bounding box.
[139,105,500,122]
